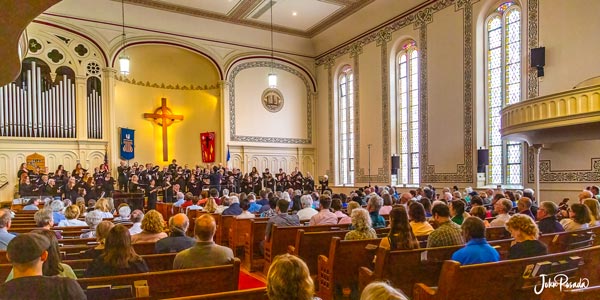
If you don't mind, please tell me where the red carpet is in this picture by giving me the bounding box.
[238,271,266,290]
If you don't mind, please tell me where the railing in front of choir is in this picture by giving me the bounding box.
[0,60,76,138]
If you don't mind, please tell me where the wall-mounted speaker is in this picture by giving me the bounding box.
[477,149,489,173]
[531,47,545,77]
[391,155,400,175]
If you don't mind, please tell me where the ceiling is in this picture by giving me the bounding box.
[120,0,376,38]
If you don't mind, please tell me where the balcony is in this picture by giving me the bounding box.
[501,79,600,144]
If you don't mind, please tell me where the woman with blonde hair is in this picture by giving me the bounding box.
[204,196,218,213]
[131,210,167,243]
[582,198,600,227]
[344,208,377,240]
[381,206,419,250]
[58,205,87,227]
[360,282,408,300]
[338,201,360,224]
[505,214,547,259]
[82,221,115,259]
[94,198,114,219]
[267,254,319,300]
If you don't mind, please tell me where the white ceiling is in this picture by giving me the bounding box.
[159,0,242,15]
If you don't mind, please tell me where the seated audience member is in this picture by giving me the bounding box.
[490,198,513,227]
[426,204,464,248]
[536,201,564,234]
[309,196,338,226]
[34,209,62,240]
[173,214,234,269]
[380,206,419,250]
[129,210,144,235]
[260,197,278,218]
[505,214,548,259]
[58,205,87,227]
[420,197,433,218]
[469,206,490,227]
[0,209,15,250]
[379,194,394,215]
[23,198,41,211]
[131,210,167,243]
[338,201,359,225]
[113,204,132,224]
[560,203,592,231]
[360,281,409,300]
[408,202,434,236]
[155,213,195,254]
[367,194,387,229]
[517,197,535,220]
[49,200,66,224]
[203,196,217,213]
[80,210,103,239]
[172,192,185,214]
[6,229,77,281]
[265,199,301,241]
[583,198,600,227]
[297,195,319,221]
[180,192,195,210]
[82,221,114,259]
[214,196,229,214]
[222,195,242,216]
[345,208,377,240]
[267,254,319,300]
[331,198,348,219]
[450,200,466,225]
[578,190,594,204]
[246,194,262,213]
[74,198,87,217]
[236,199,256,219]
[93,198,114,219]
[451,217,499,265]
[0,233,86,299]
[84,225,149,277]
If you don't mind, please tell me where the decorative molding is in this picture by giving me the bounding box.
[352,47,361,183]
[328,66,335,181]
[528,151,600,183]
[527,0,539,99]
[115,75,219,91]
[228,61,312,144]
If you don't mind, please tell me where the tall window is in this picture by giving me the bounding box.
[396,41,419,184]
[338,66,354,185]
[486,2,522,185]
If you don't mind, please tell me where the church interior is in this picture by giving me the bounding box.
[1,0,600,298]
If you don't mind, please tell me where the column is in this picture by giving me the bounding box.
[532,144,542,205]
[102,67,118,174]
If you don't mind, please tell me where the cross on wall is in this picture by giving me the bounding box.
[143,98,183,162]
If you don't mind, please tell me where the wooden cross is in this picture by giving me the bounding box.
[143,98,183,161]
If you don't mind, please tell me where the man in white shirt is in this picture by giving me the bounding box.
[128,209,144,235]
[296,194,318,221]
[490,199,513,227]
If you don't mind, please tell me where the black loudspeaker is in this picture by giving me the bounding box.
[391,155,400,175]
[531,47,545,77]
[477,149,489,173]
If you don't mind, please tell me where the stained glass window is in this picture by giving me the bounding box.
[396,41,419,184]
[338,66,354,185]
[486,3,522,185]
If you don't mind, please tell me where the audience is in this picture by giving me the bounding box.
[49,200,66,224]
[380,206,419,250]
[560,203,591,231]
[260,197,278,218]
[0,209,15,250]
[331,198,348,219]
[22,198,40,211]
[582,198,600,226]
[536,201,564,234]
[131,210,167,243]
[338,201,359,225]
[309,196,338,226]
[408,202,434,236]
[84,225,149,277]
[128,209,144,235]
[113,204,132,224]
[449,200,465,225]
[505,214,548,259]
[155,213,195,254]
[490,198,513,227]
[173,214,234,269]
[451,217,499,265]
[517,197,535,220]
[469,206,490,227]
[266,254,317,300]
[58,205,87,227]
[80,210,103,239]
[222,195,242,216]
[345,208,377,240]
[0,233,86,299]
[297,195,318,221]
[94,198,114,219]
[366,194,386,229]
[427,204,464,248]
[236,199,255,219]
[379,194,393,215]
[34,209,62,239]
[82,221,114,259]
[360,281,408,300]
[265,199,301,241]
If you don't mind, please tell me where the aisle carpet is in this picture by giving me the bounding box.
[238,271,266,290]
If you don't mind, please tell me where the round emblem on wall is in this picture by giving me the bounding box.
[261,88,284,113]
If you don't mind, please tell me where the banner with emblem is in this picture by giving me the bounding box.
[120,128,135,160]
[200,132,216,163]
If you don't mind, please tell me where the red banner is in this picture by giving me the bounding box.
[200,132,216,162]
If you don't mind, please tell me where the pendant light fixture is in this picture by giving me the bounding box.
[118,0,130,75]
[267,0,277,88]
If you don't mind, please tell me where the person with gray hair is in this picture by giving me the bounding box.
[222,195,242,215]
[34,209,62,239]
[490,199,513,227]
[536,201,564,234]
[0,209,15,250]
[221,189,229,197]
[367,194,386,228]
[49,200,66,224]
[129,210,144,235]
[114,204,132,224]
[360,281,408,300]
[296,194,318,221]
[155,213,195,253]
[80,210,103,239]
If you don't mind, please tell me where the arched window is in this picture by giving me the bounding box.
[396,41,419,184]
[338,66,354,185]
[486,2,522,185]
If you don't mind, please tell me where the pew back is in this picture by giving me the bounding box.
[289,229,348,275]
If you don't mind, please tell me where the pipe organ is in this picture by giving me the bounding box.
[87,77,103,139]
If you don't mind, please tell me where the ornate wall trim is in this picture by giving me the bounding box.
[115,75,219,91]
[327,64,334,181]
[528,151,600,183]
[525,0,540,182]
[228,61,312,144]
[350,43,362,184]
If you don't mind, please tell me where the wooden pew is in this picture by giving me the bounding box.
[133,241,157,255]
[413,246,600,300]
[243,220,268,272]
[58,238,97,246]
[288,229,348,276]
[164,287,268,300]
[485,226,511,240]
[539,227,597,253]
[216,215,234,246]
[264,223,350,273]
[77,258,241,299]
[317,237,381,300]
[229,217,270,257]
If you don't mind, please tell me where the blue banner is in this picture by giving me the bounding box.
[120,128,135,160]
